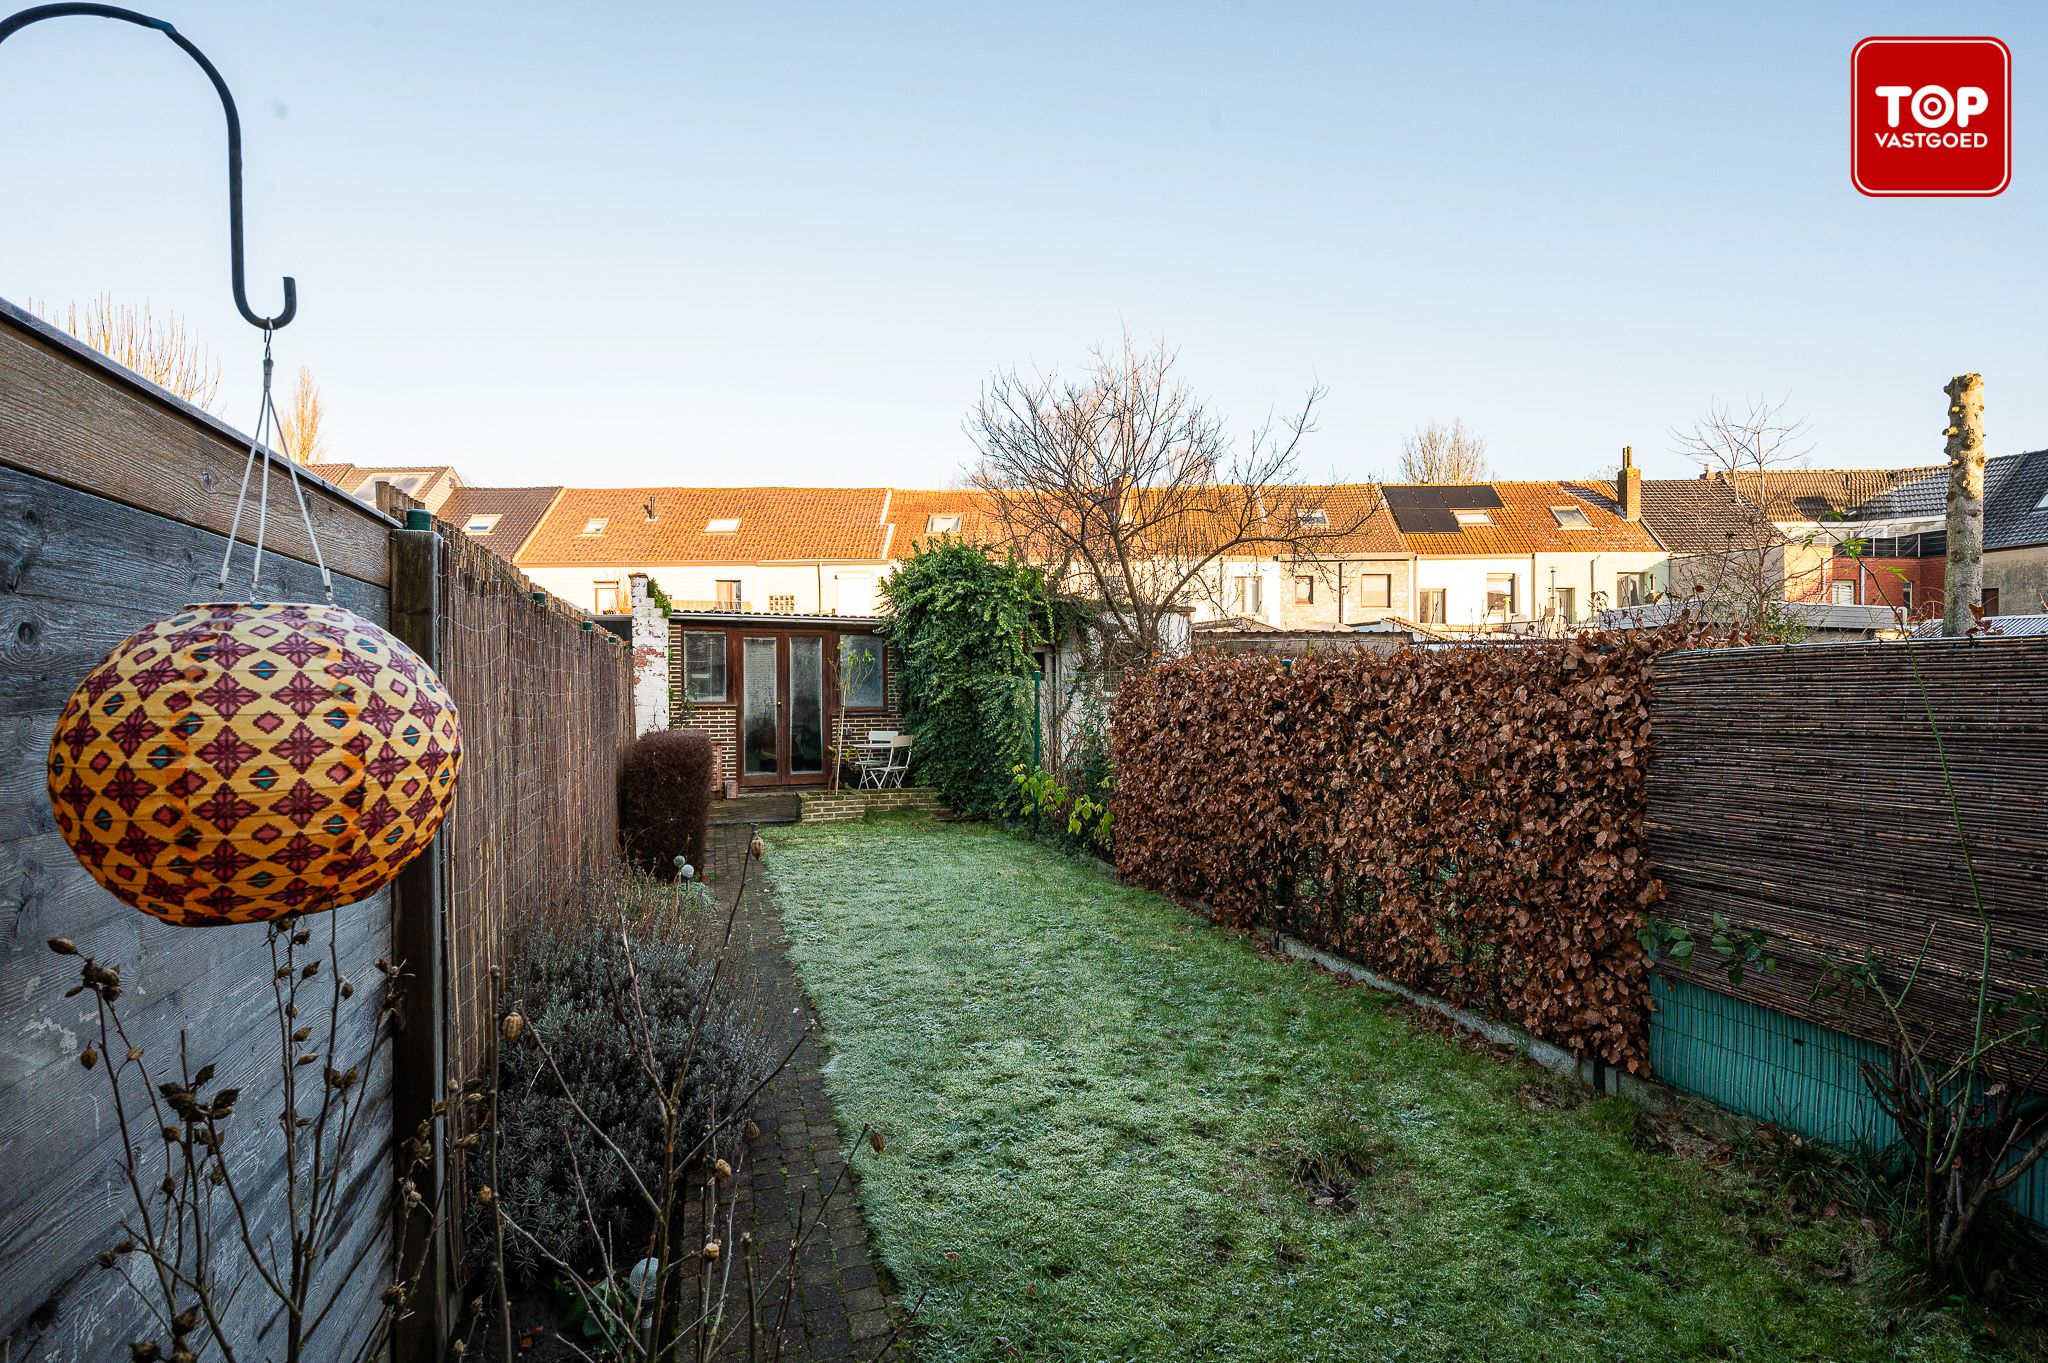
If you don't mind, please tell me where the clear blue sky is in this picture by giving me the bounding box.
[2,1,2041,487]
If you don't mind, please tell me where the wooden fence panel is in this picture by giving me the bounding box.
[0,468,395,1361]
[1647,637,2048,1062]
[434,528,634,1092]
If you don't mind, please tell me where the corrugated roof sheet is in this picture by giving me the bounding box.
[1387,481,1661,556]
[519,487,891,565]
[1908,614,2048,638]
[1637,479,1785,555]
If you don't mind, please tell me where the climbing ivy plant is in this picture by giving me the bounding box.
[878,541,1076,818]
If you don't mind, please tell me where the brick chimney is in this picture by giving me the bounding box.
[1617,445,1642,521]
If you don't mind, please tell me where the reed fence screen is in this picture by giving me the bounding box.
[1647,637,2048,1066]
[434,527,636,1087]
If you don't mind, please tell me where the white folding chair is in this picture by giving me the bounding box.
[854,731,899,789]
[877,733,914,789]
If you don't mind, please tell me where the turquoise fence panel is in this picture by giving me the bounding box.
[1651,974,2046,1230]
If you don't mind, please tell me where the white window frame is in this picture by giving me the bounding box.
[464,513,502,535]
[580,517,608,536]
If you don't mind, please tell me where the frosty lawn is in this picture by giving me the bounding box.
[762,816,2004,1363]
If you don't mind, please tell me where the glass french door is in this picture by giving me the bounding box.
[738,633,829,785]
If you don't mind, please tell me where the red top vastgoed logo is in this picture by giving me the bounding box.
[1852,37,2011,196]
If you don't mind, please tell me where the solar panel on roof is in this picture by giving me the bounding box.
[1382,485,1501,532]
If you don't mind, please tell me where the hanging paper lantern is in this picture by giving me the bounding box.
[46,602,462,927]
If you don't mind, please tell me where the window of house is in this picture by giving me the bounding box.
[706,518,741,533]
[593,580,625,613]
[464,513,502,535]
[1551,506,1592,530]
[1296,509,1329,527]
[840,635,885,708]
[1295,575,1315,605]
[1830,580,1856,605]
[1485,573,1517,619]
[926,513,963,534]
[1982,587,2000,616]
[715,580,743,609]
[1418,588,1447,624]
[1355,574,1393,609]
[1454,510,1493,526]
[1233,576,1262,614]
[1552,586,1577,621]
[579,517,607,536]
[684,631,727,702]
[1900,580,1914,613]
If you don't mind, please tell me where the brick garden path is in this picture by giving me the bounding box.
[699,819,916,1362]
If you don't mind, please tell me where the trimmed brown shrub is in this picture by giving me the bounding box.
[1111,627,1724,1071]
[619,729,714,878]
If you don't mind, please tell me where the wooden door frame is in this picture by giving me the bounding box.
[731,628,839,789]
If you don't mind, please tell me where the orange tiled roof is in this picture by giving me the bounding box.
[882,488,1004,559]
[1281,485,1408,557]
[518,487,891,566]
[1388,481,1662,556]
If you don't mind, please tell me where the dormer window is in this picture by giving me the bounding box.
[926,513,963,534]
[465,513,502,535]
[1296,509,1329,527]
[1551,506,1592,530]
[706,518,742,533]
[1453,509,1493,526]
[579,517,608,536]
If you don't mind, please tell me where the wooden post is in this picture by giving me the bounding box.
[389,524,452,1362]
[1942,373,1987,636]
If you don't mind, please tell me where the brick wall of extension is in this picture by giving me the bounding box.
[798,787,945,824]
[668,630,907,796]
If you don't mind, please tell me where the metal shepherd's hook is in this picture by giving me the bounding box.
[0,3,296,331]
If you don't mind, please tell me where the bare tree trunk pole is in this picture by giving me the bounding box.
[1942,373,1986,636]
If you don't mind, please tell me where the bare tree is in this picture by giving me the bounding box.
[1669,396,1814,635]
[278,365,327,465]
[30,293,221,409]
[1397,419,1490,483]
[966,335,1351,660]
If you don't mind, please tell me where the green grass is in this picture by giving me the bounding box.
[763,816,2008,1363]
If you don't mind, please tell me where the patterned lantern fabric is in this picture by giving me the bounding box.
[47,602,462,927]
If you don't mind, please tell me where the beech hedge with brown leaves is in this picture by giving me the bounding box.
[1111,629,1718,1071]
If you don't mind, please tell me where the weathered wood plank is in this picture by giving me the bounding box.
[387,528,452,1363]
[0,306,391,588]
[0,460,396,1355]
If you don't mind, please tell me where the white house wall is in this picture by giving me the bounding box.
[1416,552,1667,626]
[522,562,893,616]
